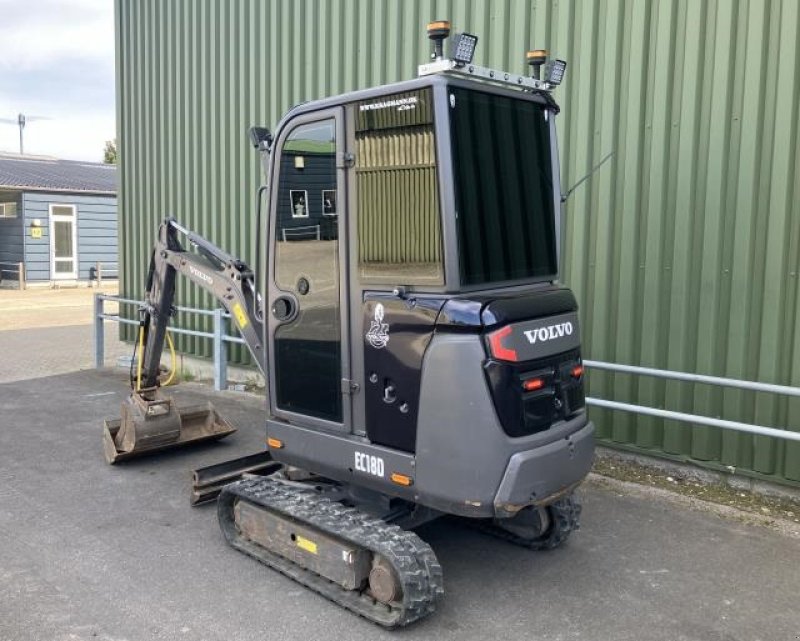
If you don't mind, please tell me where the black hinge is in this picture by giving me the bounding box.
[341,378,360,394]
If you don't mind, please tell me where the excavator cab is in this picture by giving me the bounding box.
[106,23,594,627]
[258,46,591,515]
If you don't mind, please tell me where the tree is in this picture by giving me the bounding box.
[103,139,117,164]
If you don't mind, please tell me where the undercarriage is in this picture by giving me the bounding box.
[217,470,580,627]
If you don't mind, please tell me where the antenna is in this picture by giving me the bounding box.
[0,113,51,154]
[561,151,615,203]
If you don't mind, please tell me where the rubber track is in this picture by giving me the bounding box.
[469,494,582,550]
[217,477,444,628]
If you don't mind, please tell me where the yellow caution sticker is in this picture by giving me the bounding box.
[295,535,318,555]
[232,303,249,329]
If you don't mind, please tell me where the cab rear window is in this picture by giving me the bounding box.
[449,88,557,286]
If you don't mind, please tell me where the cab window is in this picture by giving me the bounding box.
[354,88,444,286]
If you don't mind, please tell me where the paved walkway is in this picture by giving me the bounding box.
[0,285,118,330]
[0,369,798,641]
[0,286,129,383]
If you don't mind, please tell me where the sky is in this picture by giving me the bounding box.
[0,0,115,162]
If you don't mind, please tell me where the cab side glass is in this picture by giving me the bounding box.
[354,88,444,286]
[273,119,342,423]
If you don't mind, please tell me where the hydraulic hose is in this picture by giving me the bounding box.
[135,324,145,391]
[162,330,177,387]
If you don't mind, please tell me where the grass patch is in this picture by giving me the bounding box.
[592,456,800,524]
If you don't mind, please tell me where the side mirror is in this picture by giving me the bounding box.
[249,126,273,151]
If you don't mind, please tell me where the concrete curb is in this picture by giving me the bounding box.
[595,445,800,503]
[586,472,800,540]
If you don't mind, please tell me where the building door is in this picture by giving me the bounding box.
[267,108,350,432]
[50,204,77,279]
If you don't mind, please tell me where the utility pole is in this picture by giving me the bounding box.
[0,113,50,154]
[18,114,25,154]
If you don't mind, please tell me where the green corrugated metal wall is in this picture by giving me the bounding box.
[116,0,800,485]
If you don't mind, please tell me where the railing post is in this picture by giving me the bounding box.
[213,308,227,391]
[18,262,25,290]
[94,294,104,368]
[95,260,102,288]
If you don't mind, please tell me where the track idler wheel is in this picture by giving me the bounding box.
[477,492,582,550]
[368,555,402,604]
[525,493,582,549]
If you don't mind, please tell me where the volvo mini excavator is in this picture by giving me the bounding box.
[104,23,595,627]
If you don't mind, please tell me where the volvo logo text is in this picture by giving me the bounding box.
[189,265,213,285]
[523,322,573,344]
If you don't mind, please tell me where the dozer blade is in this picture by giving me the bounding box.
[103,391,236,464]
[190,451,282,506]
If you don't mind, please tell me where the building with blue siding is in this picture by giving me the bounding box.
[0,153,117,285]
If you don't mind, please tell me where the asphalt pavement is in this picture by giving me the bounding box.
[0,368,798,641]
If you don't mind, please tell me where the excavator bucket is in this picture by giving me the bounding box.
[103,391,236,464]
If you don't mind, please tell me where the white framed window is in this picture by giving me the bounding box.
[50,204,76,218]
[321,189,337,216]
[290,190,309,218]
[49,203,78,279]
[0,202,18,218]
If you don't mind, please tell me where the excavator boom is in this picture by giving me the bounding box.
[103,218,265,464]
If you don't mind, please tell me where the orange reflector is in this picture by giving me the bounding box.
[267,437,284,449]
[572,365,584,378]
[390,473,413,487]
[523,378,544,392]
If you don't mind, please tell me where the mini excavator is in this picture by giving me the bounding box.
[104,23,595,627]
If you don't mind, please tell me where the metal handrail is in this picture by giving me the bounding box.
[584,359,800,398]
[0,261,25,289]
[93,294,246,391]
[584,360,800,442]
[93,293,800,442]
[92,262,119,287]
[586,398,800,443]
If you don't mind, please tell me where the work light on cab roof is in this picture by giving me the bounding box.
[421,20,567,91]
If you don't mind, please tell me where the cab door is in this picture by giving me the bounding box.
[267,108,351,432]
